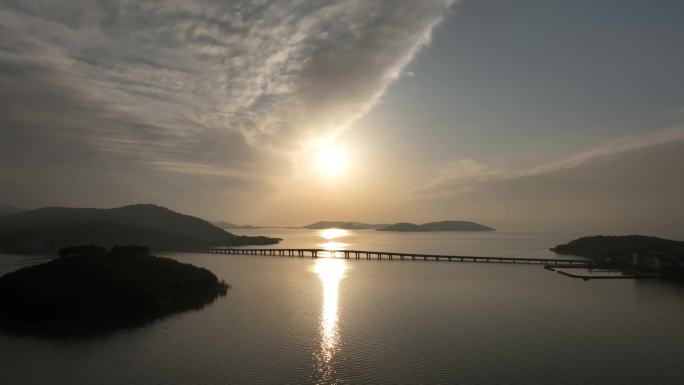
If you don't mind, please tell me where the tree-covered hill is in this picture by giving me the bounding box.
[0,204,280,254]
[0,245,228,324]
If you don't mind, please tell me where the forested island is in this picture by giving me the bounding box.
[0,204,280,254]
[379,221,494,232]
[0,245,228,327]
[304,220,493,232]
[304,221,389,230]
[551,235,684,276]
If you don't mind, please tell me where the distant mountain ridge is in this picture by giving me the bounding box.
[0,204,279,254]
[0,205,24,218]
[304,220,494,232]
[304,221,390,230]
[214,221,261,229]
[379,221,494,232]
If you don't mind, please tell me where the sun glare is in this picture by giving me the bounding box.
[318,147,348,177]
[320,228,348,240]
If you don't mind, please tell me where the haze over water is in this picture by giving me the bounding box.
[235,228,586,259]
[2,229,684,385]
[2,1,683,383]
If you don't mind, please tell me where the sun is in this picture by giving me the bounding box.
[318,147,348,177]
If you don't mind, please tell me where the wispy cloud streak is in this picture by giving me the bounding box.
[0,0,454,165]
[412,126,684,197]
[0,0,455,209]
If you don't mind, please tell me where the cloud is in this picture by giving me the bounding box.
[0,0,454,154]
[412,126,684,197]
[408,129,684,236]
[0,0,455,209]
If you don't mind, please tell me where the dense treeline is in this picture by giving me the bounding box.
[379,220,494,232]
[551,235,684,259]
[0,245,229,322]
[551,235,684,277]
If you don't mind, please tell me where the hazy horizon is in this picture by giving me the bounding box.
[2,0,683,238]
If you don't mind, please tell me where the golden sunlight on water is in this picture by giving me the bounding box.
[313,258,347,384]
[319,228,348,240]
[318,228,349,256]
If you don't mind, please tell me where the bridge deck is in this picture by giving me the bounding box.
[184,247,595,267]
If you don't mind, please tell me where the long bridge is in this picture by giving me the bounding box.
[184,247,596,267]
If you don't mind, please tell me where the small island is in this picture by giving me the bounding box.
[0,245,228,327]
[303,220,494,232]
[551,235,684,277]
[304,221,389,230]
[378,220,494,232]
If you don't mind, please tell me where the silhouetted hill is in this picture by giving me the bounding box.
[0,204,279,254]
[0,204,227,242]
[551,235,684,259]
[0,205,24,218]
[304,221,390,230]
[378,222,422,231]
[0,245,228,328]
[379,220,495,232]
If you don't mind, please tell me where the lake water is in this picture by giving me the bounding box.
[2,229,684,385]
[232,228,585,258]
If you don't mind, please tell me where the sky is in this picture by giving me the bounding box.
[1,0,683,237]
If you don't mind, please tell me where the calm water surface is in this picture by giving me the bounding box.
[233,229,585,258]
[1,230,684,385]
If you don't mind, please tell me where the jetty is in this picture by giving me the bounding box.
[184,247,596,267]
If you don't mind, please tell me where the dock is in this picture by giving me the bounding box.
[544,265,661,280]
[183,247,596,267]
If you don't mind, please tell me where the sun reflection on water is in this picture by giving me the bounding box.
[320,241,348,253]
[318,228,349,257]
[319,228,348,240]
[313,258,347,384]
